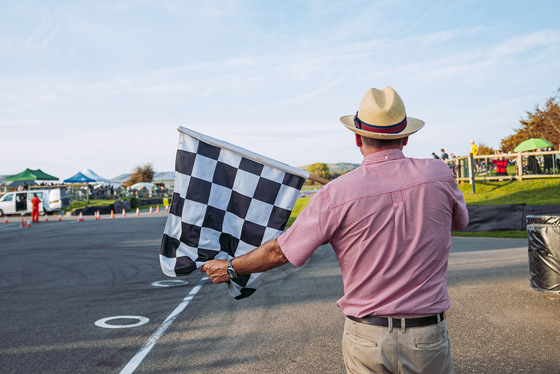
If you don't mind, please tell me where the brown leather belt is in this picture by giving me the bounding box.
[347,312,445,328]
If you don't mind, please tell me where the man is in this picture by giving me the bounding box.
[469,140,479,172]
[441,148,449,161]
[202,87,469,373]
[31,193,41,223]
[431,152,440,159]
[469,141,478,156]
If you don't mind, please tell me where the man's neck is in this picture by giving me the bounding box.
[361,144,403,158]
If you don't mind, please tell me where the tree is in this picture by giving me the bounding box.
[127,163,155,186]
[477,143,495,156]
[306,163,331,180]
[305,163,331,185]
[501,89,560,152]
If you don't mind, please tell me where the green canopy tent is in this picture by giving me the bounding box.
[5,168,59,182]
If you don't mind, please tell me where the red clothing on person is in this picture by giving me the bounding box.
[278,149,469,318]
[31,195,41,222]
[492,158,508,175]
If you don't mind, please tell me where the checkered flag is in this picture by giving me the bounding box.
[160,127,309,299]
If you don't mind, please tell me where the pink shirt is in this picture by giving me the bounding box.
[278,149,469,318]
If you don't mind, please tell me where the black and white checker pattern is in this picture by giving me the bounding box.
[160,128,307,299]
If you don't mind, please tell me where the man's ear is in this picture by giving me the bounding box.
[355,133,363,147]
[402,136,409,147]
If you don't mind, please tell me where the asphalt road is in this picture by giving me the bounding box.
[0,212,559,373]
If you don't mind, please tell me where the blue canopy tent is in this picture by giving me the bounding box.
[64,172,96,203]
[63,172,96,183]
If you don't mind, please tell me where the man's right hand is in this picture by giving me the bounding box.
[201,260,230,284]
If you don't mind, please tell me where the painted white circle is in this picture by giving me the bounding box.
[151,280,189,287]
[95,315,149,329]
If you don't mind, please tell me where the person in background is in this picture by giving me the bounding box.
[31,193,41,223]
[448,153,460,174]
[536,148,544,171]
[432,152,440,159]
[202,86,469,374]
[469,140,479,171]
[491,151,509,176]
[527,154,542,174]
[543,147,554,174]
[441,148,449,161]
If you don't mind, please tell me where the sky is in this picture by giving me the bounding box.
[1,0,559,181]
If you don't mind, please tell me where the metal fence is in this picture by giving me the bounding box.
[67,185,171,202]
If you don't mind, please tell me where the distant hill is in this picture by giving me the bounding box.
[299,162,360,174]
[328,162,360,173]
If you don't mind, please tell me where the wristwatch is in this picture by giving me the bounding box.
[227,259,238,279]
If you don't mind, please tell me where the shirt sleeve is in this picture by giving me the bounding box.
[277,189,338,266]
[451,181,469,230]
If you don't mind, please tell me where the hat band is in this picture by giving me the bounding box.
[354,112,407,134]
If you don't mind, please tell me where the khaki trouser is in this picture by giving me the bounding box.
[342,317,454,374]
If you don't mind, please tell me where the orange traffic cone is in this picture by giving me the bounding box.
[57,213,62,221]
[136,208,140,216]
[44,213,49,222]
[110,210,114,218]
[27,219,31,227]
[156,205,160,213]
[20,218,25,227]
[165,204,169,211]
[4,216,8,224]
[77,212,84,222]
[149,206,153,214]
[94,211,98,220]
[122,209,126,217]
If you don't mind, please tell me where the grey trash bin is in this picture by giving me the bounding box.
[527,215,560,292]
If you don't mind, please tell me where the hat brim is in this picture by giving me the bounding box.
[340,115,425,139]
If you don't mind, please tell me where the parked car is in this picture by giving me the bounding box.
[0,187,71,216]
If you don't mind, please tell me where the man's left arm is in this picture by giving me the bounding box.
[201,239,288,284]
[451,186,469,230]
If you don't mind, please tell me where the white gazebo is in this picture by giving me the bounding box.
[81,169,110,182]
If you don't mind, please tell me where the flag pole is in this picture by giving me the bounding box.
[308,174,330,185]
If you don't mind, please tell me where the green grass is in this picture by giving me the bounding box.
[459,178,560,205]
[287,197,311,227]
[65,199,120,212]
[451,230,527,238]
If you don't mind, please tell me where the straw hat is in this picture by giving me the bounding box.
[340,87,424,139]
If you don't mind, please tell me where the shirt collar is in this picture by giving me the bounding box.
[361,148,405,166]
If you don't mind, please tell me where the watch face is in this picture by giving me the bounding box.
[227,260,237,278]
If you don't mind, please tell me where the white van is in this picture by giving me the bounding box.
[0,188,71,216]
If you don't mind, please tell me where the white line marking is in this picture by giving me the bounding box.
[151,279,189,287]
[119,276,209,374]
[95,316,150,329]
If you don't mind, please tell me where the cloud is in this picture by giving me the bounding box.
[490,29,560,57]
[22,10,61,52]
